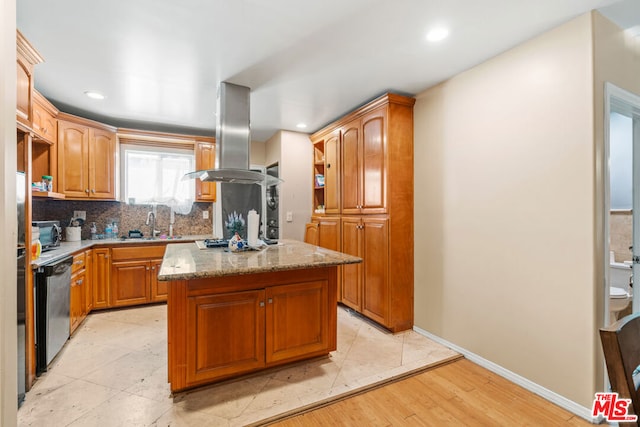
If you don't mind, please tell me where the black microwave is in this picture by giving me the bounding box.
[32,220,61,251]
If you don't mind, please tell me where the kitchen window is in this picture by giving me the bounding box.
[121,144,195,214]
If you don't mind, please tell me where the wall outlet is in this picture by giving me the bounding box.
[203,210,209,219]
[286,211,293,222]
[73,210,86,221]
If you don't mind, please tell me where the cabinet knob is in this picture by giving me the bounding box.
[151,266,155,270]
[327,163,331,168]
[146,267,150,271]
[91,189,96,193]
[85,189,90,193]
[76,279,83,285]
[259,301,265,307]
[268,298,273,304]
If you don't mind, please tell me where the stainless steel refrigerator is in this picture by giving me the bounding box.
[17,172,26,407]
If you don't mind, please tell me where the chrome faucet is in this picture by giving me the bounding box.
[146,211,156,239]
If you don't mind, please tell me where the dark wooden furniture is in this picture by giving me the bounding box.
[600,312,640,426]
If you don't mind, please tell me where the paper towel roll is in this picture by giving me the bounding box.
[247,210,259,247]
[66,226,81,242]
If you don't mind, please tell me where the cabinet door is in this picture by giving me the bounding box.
[111,260,150,307]
[70,269,85,335]
[92,248,111,309]
[361,218,389,326]
[16,57,33,127]
[360,108,387,213]
[341,118,361,214]
[58,120,90,198]
[341,217,362,310]
[84,249,93,313]
[266,281,329,364]
[150,259,167,302]
[89,128,116,199]
[32,100,57,144]
[186,290,265,384]
[304,222,319,245]
[195,140,216,202]
[318,218,340,251]
[324,131,340,214]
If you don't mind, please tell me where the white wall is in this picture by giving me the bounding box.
[414,13,597,407]
[1,0,18,423]
[265,130,312,241]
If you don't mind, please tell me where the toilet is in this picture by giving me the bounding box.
[609,261,633,323]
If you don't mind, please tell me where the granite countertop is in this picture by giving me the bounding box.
[158,239,362,281]
[31,235,214,269]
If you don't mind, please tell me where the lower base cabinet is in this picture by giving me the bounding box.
[170,267,337,392]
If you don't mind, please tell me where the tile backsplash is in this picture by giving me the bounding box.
[32,200,213,240]
[610,210,632,263]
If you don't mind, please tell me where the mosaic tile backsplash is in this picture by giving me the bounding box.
[32,200,214,240]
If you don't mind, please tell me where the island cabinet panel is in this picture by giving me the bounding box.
[92,248,111,309]
[167,265,340,392]
[266,281,329,364]
[186,290,265,384]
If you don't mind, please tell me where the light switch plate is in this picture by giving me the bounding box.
[286,211,293,222]
[203,210,209,219]
[73,210,86,221]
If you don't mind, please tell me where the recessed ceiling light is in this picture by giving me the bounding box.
[426,27,449,42]
[84,90,105,100]
[296,123,308,129]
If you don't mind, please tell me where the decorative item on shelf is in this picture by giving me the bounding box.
[41,175,53,192]
[315,174,325,188]
[314,205,325,214]
[228,232,246,252]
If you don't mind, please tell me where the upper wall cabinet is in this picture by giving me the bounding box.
[195,138,216,202]
[16,30,43,129]
[57,114,117,200]
[32,90,58,145]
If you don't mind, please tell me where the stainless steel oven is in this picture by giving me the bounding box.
[32,220,61,251]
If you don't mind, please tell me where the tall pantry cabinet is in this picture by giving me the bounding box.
[310,93,414,332]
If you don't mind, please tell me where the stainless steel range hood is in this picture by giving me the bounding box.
[183,82,281,185]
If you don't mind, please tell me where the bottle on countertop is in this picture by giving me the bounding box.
[105,223,113,239]
[90,222,97,240]
[112,222,118,238]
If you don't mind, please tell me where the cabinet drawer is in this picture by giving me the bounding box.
[111,245,166,261]
[71,251,86,274]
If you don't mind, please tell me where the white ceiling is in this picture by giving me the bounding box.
[16,0,636,142]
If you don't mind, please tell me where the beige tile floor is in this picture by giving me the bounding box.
[18,304,459,427]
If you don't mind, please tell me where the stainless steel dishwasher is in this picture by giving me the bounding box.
[35,256,73,374]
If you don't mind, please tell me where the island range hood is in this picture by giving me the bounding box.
[183,82,281,185]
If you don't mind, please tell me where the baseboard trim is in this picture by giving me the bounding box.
[412,326,601,424]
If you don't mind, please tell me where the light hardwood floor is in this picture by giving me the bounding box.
[269,359,592,426]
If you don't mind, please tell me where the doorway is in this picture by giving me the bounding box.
[605,83,640,325]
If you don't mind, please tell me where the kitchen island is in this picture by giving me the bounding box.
[158,240,361,392]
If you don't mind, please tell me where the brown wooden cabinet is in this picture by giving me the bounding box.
[70,251,88,334]
[341,217,389,325]
[57,115,116,200]
[310,93,415,332]
[171,267,337,391]
[266,281,330,364]
[84,249,93,313]
[195,139,216,202]
[186,289,266,384]
[109,245,167,308]
[92,248,111,309]
[16,30,43,128]
[32,91,58,145]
